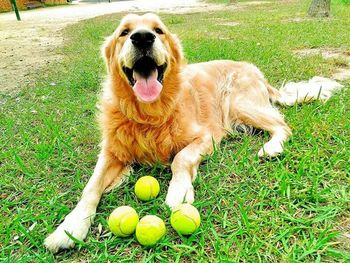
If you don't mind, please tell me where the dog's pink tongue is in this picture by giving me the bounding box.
[133,71,163,103]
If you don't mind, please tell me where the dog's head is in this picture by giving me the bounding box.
[103,13,183,104]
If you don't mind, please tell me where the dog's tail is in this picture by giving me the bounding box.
[267,76,344,106]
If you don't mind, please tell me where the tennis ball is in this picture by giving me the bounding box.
[134,176,160,201]
[135,215,166,246]
[170,204,201,235]
[108,206,139,237]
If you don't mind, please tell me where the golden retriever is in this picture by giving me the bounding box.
[44,13,343,252]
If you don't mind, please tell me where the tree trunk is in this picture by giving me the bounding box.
[308,0,331,17]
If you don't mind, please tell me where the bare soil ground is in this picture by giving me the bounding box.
[0,22,65,91]
[218,21,240,26]
[294,48,350,80]
[0,0,280,92]
[0,0,215,92]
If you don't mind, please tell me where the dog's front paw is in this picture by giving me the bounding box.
[258,140,284,157]
[44,211,93,253]
[165,179,194,209]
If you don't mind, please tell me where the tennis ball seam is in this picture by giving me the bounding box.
[136,216,166,246]
[172,211,198,229]
[135,176,159,201]
[184,211,200,228]
[118,212,137,235]
[109,206,139,237]
[171,205,201,234]
[183,205,200,227]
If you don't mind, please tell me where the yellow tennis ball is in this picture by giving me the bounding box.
[108,206,139,237]
[134,176,160,201]
[135,215,166,246]
[170,204,201,235]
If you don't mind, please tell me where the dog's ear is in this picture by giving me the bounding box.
[101,34,117,71]
[170,34,184,64]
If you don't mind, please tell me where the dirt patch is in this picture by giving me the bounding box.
[294,48,350,81]
[157,4,230,14]
[0,0,223,93]
[294,48,350,62]
[0,22,66,91]
[240,1,271,6]
[0,0,279,93]
[283,17,313,23]
[282,17,333,23]
[218,21,240,27]
[334,219,350,252]
[332,68,350,81]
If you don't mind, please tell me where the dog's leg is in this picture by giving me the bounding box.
[234,103,291,157]
[44,151,127,253]
[258,125,290,157]
[165,135,214,208]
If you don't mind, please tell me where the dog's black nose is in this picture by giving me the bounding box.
[130,30,155,48]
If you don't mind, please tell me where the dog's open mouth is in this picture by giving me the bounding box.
[123,56,167,103]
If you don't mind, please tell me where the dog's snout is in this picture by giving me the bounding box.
[130,30,156,48]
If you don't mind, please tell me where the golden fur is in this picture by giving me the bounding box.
[44,13,342,253]
[99,14,288,164]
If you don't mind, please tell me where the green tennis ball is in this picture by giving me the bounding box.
[136,215,166,246]
[134,176,160,201]
[170,204,201,235]
[108,206,139,237]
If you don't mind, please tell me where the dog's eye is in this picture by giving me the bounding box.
[154,27,164,35]
[120,29,129,37]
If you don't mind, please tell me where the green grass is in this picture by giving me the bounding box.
[1,0,350,261]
